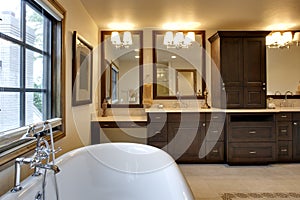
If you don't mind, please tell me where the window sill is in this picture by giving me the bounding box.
[0,130,65,170]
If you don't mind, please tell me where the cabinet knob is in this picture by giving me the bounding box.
[262,83,266,86]
[294,122,298,126]
[202,123,206,127]
[262,87,266,91]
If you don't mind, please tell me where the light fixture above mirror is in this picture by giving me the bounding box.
[266,31,300,48]
[111,31,133,48]
[163,31,196,49]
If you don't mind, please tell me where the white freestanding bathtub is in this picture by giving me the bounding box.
[0,143,194,200]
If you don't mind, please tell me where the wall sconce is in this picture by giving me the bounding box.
[111,31,133,48]
[163,31,195,49]
[266,31,300,48]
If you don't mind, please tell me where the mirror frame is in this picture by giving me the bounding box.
[152,30,206,99]
[100,30,144,108]
[266,29,300,99]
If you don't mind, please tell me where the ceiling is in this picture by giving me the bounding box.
[80,0,300,30]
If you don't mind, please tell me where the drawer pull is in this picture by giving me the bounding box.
[281,115,287,118]
[154,131,161,135]
[280,129,287,133]
[103,124,110,127]
[249,151,257,154]
[280,149,288,152]
[131,124,137,127]
[212,149,219,153]
[211,130,218,133]
[212,116,219,119]
[249,130,256,134]
[155,117,161,119]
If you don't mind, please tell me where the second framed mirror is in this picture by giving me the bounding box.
[153,30,206,99]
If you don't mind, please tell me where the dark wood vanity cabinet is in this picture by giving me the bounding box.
[167,113,205,162]
[205,113,225,162]
[276,113,293,162]
[226,113,276,164]
[147,113,168,149]
[209,31,269,109]
[147,112,225,163]
[293,113,300,161]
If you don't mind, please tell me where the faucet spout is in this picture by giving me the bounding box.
[285,90,293,100]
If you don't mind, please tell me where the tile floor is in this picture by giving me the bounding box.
[179,163,300,200]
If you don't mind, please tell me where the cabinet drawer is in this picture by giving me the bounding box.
[229,125,275,142]
[206,142,224,162]
[277,141,292,162]
[206,113,226,122]
[276,113,292,121]
[168,113,205,123]
[205,121,224,141]
[148,113,167,123]
[276,122,292,140]
[228,143,276,163]
[99,122,118,128]
[147,123,167,142]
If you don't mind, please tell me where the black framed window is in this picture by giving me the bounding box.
[0,0,63,152]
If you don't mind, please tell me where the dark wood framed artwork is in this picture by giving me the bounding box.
[72,31,93,106]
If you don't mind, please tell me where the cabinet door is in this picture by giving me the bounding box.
[293,121,300,161]
[147,122,167,149]
[243,37,266,108]
[221,38,244,108]
[221,38,243,87]
[168,122,205,162]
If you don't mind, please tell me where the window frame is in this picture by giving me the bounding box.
[0,0,66,167]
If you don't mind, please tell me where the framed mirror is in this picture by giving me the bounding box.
[101,31,143,107]
[153,30,206,99]
[266,30,300,98]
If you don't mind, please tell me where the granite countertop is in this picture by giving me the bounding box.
[145,107,300,113]
[92,115,147,122]
[91,107,300,122]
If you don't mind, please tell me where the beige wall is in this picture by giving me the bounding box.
[0,0,99,195]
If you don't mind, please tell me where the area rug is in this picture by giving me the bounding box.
[220,192,300,200]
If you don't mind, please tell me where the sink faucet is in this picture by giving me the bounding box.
[280,91,294,107]
[285,90,293,100]
[11,122,60,192]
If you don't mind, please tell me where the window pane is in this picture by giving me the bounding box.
[25,92,44,125]
[0,0,22,40]
[26,4,45,50]
[26,49,45,89]
[0,38,20,87]
[0,92,20,132]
